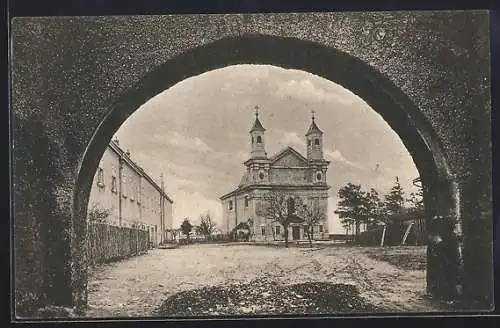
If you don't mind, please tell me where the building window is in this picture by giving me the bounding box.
[314,139,320,145]
[97,168,104,187]
[316,172,322,181]
[275,226,280,235]
[319,225,323,233]
[251,136,254,144]
[244,196,249,207]
[111,176,117,193]
[261,226,265,235]
[122,175,127,198]
[308,139,311,146]
[256,136,262,143]
[228,200,233,210]
[259,172,264,180]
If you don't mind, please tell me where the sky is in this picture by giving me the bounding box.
[112,64,419,233]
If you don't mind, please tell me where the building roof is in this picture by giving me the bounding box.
[269,146,308,165]
[305,120,323,136]
[109,139,174,203]
[249,116,266,133]
[219,183,331,200]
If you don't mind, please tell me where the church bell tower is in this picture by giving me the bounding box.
[249,106,267,159]
[306,110,324,161]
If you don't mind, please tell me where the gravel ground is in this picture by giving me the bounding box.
[85,243,439,318]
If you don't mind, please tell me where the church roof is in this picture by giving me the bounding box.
[269,146,308,165]
[249,116,266,133]
[238,171,250,187]
[305,120,323,136]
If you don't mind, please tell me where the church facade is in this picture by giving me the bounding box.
[220,111,330,241]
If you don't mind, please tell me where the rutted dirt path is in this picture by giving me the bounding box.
[84,244,440,318]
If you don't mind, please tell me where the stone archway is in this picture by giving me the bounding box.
[73,35,458,310]
[12,12,491,316]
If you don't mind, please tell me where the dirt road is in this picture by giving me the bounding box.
[85,243,437,318]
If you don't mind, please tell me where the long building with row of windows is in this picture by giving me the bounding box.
[88,138,174,247]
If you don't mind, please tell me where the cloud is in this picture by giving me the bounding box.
[172,190,223,228]
[324,149,364,170]
[276,78,359,106]
[278,130,307,149]
[166,131,211,153]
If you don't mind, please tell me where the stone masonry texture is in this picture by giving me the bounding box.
[11,11,492,316]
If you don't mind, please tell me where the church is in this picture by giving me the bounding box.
[220,109,330,241]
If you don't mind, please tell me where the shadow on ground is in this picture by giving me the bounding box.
[155,279,381,317]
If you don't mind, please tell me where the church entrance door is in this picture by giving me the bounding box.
[292,226,300,240]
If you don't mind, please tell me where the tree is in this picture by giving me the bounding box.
[180,218,193,242]
[299,201,327,248]
[87,203,110,224]
[407,182,424,217]
[383,177,406,223]
[334,183,371,239]
[196,212,217,240]
[264,191,305,248]
[365,188,385,228]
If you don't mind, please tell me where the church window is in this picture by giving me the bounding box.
[259,172,265,180]
[228,200,233,210]
[256,136,262,143]
[314,138,320,145]
[261,226,266,235]
[244,196,249,207]
[275,226,280,235]
[97,168,104,187]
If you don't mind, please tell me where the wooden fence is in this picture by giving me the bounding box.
[88,223,149,265]
[357,218,427,246]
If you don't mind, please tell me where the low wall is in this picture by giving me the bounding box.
[87,223,149,265]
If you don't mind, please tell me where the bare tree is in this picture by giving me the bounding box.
[87,203,110,224]
[299,201,327,248]
[197,212,217,240]
[263,191,304,248]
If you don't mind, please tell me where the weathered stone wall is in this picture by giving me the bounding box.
[270,168,309,185]
[11,11,492,315]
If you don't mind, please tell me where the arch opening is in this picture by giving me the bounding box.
[72,35,458,309]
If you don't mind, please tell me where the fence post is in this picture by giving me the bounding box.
[380,225,387,247]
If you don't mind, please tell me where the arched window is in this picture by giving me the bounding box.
[244,196,249,207]
[256,136,262,143]
[287,197,295,215]
[97,167,104,187]
[314,139,320,145]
